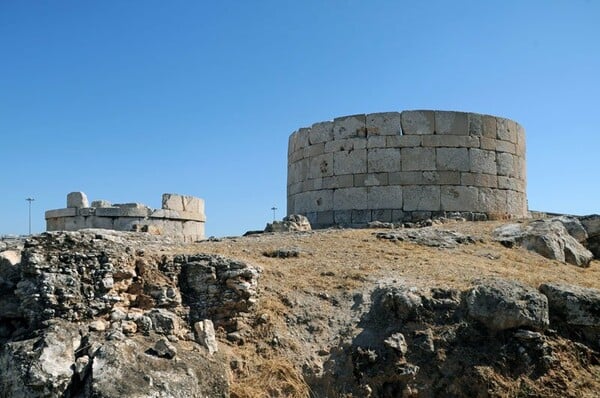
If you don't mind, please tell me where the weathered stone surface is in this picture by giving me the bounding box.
[421,135,479,148]
[441,186,479,212]
[334,187,368,210]
[436,147,469,171]
[91,200,112,208]
[466,279,549,331]
[368,186,402,209]
[152,337,177,359]
[376,228,475,248]
[67,192,89,208]
[45,208,77,219]
[333,114,366,140]
[265,214,312,233]
[194,320,218,354]
[403,185,440,211]
[309,121,334,144]
[552,216,588,243]
[401,110,435,135]
[401,147,435,171]
[367,147,401,173]
[308,153,334,179]
[333,149,367,175]
[367,112,402,136]
[496,152,514,177]
[293,190,333,213]
[540,283,600,328]
[434,111,468,135]
[470,149,496,174]
[493,220,593,266]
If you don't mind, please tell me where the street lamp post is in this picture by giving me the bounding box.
[271,206,277,222]
[26,197,35,235]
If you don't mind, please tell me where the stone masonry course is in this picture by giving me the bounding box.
[287,110,527,228]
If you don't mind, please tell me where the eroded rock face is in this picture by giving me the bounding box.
[493,218,594,266]
[580,214,600,258]
[540,283,600,349]
[466,279,549,331]
[0,230,261,397]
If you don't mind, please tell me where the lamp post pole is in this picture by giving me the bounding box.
[26,197,35,235]
[271,206,277,222]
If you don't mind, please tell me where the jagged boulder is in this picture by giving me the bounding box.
[466,279,549,331]
[539,283,600,348]
[493,219,594,266]
[264,214,312,233]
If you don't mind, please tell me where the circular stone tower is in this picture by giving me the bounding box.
[287,110,527,228]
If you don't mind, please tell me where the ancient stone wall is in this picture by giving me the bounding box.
[287,110,527,228]
[45,192,205,241]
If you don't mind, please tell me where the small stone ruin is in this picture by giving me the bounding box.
[45,192,205,241]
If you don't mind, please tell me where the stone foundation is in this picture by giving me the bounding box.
[45,192,205,241]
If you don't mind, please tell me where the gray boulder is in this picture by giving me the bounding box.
[466,279,549,331]
[265,214,312,233]
[493,219,594,267]
[539,283,600,349]
[552,216,588,243]
[539,283,600,327]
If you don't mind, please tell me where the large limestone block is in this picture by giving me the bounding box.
[90,216,114,229]
[333,114,367,140]
[496,140,516,154]
[182,196,204,214]
[482,115,497,138]
[162,194,184,211]
[354,173,388,187]
[403,185,440,211]
[468,113,483,136]
[386,135,421,148]
[539,283,600,328]
[64,216,93,230]
[498,176,525,192]
[436,148,469,171]
[497,118,518,143]
[366,112,402,136]
[422,171,461,185]
[434,111,468,135]
[367,147,401,173]
[45,208,77,219]
[308,153,334,179]
[441,186,479,212]
[333,187,368,210]
[400,110,435,135]
[309,121,334,144]
[67,192,89,208]
[368,186,402,209]
[469,149,497,174]
[401,147,435,171]
[421,135,479,148]
[333,149,366,175]
[367,135,387,148]
[479,188,507,215]
[322,175,354,189]
[304,142,325,158]
[324,137,366,153]
[288,158,309,184]
[295,190,334,213]
[506,190,528,218]
[461,173,498,188]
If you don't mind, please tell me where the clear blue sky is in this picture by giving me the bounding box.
[1,1,598,237]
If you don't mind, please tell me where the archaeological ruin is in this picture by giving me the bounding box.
[45,192,205,241]
[287,110,527,228]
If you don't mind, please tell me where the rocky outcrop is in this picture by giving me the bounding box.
[375,227,476,248]
[540,283,600,349]
[494,218,594,266]
[264,214,312,233]
[312,278,600,397]
[466,279,549,331]
[0,230,261,397]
